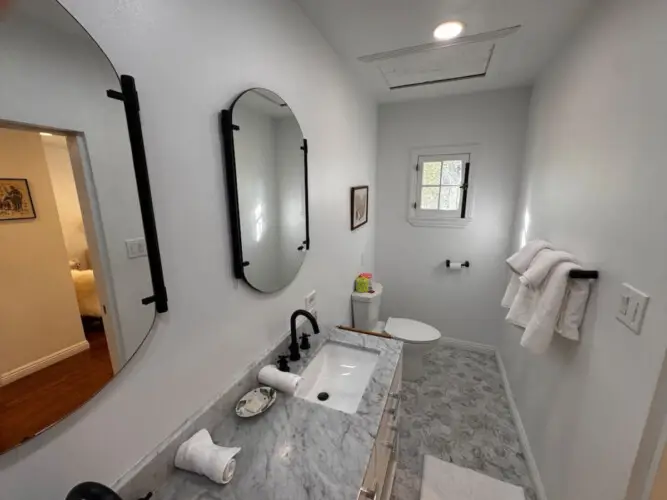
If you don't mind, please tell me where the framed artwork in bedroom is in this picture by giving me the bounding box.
[0,178,36,221]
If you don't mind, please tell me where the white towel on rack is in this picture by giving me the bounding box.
[501,240,552,308]
[520,262,583,353]
[505,283,538,329]
[505,248,578,328]
[504,248,589,340]
[503,248,575,328]
[555,278,591,341]
[519,250,578,289]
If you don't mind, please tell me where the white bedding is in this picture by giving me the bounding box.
[70,269,103,318]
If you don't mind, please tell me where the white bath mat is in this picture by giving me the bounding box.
[420,455,524,500]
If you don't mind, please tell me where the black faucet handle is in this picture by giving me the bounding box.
[277,355,290,372]
[300,333,311,350]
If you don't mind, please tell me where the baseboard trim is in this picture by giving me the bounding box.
[439,335,497,354]
[0,339,90,387]
[496,351,548,500]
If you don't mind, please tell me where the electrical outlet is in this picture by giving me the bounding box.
[616,283,649,334]
[305,290,316,314]
[125,237,147,259]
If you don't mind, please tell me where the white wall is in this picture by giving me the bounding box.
[498,1,667,499]
[376,89,530,345]
[0,1,377,498]
[42,136,89,268]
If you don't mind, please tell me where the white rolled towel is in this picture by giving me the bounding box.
[258,365,302,395]
[174,429,240,484]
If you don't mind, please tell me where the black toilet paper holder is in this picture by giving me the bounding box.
[445,260,470,268]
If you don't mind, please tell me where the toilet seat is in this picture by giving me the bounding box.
[384,317,441,344]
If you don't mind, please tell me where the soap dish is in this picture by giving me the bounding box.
[235,386,277,418]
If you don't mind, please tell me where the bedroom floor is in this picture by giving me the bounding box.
[0,330,113,452]
[391,346,537,500]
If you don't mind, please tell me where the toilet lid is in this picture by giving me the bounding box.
[384,317,441,344]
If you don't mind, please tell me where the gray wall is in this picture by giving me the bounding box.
[499,0,667,499]
[376,88,531,345]
[0,1,377,498]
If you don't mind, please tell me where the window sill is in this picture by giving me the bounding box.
[408,216,472,228]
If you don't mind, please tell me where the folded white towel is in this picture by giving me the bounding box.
[505,248,578,328]
[501,277,522,310]
[520,262,582,353]
[555,278,590,341]
[174,429,240,484]
[258,365,302,395]
[519,250,578,289]
[506,283,539,329]
[501,240,552,308]
[506,240,553,275]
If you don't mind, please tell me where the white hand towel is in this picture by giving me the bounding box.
[520,262,581,354]
[501,275,522,309]
[506,240,553,275]
[501,240,552,308]
[555,278,590,341]
[519,249,578,289]
[174,429,240,484]
[505,283,539,329]
[258,365,302,395]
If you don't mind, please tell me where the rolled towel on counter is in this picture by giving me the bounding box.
[258,365,303,395]
[174,429,240,484]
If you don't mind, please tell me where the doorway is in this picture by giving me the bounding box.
[0,123,117,451]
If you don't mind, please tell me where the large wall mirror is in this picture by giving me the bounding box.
[0,0,166,453]
[221,89,310,293]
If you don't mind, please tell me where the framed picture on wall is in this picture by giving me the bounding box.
[350,185,369,231]
[0,178,36,221]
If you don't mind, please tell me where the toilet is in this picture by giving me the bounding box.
[351,283,441,381]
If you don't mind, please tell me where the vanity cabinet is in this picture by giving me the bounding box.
[359,356,402,500]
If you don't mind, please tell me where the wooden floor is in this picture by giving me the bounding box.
[0,330,113,452]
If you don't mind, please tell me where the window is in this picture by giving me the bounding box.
[408,147,474,227]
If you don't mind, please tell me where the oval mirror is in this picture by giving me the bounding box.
[0,0,164,453]
[221,89,309,293]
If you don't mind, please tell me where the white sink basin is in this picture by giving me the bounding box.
[296,341,379,414]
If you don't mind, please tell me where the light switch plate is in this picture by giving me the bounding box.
[616,283,650,334]
[125,237,147,259]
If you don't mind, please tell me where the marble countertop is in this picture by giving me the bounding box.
[152,326,402,500]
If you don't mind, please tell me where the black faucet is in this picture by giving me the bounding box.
[289,309,320,361]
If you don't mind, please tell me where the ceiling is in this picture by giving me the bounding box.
[294,0,592,102]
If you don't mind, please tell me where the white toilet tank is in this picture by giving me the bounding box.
[351,283,383,331]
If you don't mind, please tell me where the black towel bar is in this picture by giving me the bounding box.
[569,270,599,279]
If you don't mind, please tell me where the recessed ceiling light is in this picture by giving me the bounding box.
[39,132,53,137]
[433,21,465,41]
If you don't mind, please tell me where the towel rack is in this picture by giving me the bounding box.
[569,270,598,279]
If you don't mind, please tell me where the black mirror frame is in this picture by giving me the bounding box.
[219,89,310,288]
[107,75,168,313]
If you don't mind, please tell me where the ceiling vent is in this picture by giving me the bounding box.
[358,25,520,90]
